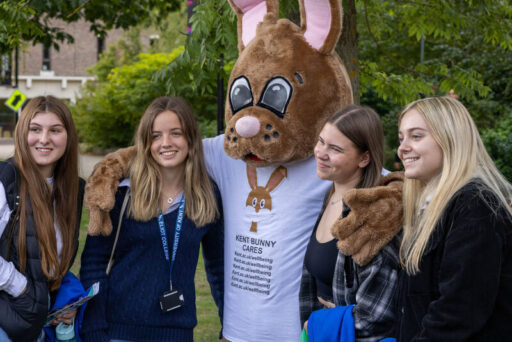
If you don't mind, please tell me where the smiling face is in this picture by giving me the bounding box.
[314,123,368,186]
[398,109,444,184]
[27,112,68,178]
[150,110,189,174]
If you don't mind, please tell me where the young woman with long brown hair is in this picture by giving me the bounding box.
[80,96,223,342]
[0,96,84,342]
[300,105,403,341]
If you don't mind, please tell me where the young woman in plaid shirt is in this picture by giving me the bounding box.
[299,105,403,341]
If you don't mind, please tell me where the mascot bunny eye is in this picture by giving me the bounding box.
[230,76,254,114]
[259,199,265,209]
[257,77,293,118]
[252,197,257,207]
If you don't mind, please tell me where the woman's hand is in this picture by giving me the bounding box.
[318,296,335,308]
[304,298,335,335]
[52,309,77,325]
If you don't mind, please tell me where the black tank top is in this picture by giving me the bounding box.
[304,226,339,301]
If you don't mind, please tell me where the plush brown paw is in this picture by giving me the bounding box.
[84,146,135,235]
[332,172,404,266]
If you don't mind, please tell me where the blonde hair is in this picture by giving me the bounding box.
[399,96,512,274]
[128,97,218,226]
[13,96,79,290]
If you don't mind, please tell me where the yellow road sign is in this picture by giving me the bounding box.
[5,89,27,111]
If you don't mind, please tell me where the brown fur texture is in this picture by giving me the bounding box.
[224,0,352,166]
[332,172,404,266]
[85,146,134,235]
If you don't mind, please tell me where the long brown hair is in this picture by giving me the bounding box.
[327,104,384,189]
[13,96,79,290]
[129,96,218,226]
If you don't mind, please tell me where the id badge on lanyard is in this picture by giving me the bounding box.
[158,198,186,313]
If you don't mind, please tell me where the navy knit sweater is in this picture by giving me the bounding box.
[79,187,224,342]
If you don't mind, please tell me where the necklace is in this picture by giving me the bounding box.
[330,195,343,205]
[167,190,182,204]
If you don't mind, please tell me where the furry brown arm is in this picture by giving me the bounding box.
[331,172,404,266]
[85,146,135,235]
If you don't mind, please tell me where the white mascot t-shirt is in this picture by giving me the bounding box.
[203,135,331,342]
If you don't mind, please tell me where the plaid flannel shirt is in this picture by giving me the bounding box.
[299,207,400,342]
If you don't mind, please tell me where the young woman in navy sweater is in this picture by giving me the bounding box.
[80,97,223,342]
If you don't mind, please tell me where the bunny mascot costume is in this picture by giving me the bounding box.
[83,0,357,341]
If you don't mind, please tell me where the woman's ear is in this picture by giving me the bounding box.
[358,151,370,168]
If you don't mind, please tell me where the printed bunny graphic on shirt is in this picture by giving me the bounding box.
[245,165,287,232]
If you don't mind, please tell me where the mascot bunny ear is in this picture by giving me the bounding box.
[228,0,279,52]
[229,0,342,54]
[300,0,342,54]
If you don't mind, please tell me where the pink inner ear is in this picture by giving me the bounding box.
[235,1,267,47]
[303,0,332,50]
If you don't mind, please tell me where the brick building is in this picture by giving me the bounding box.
[0,19,124,136]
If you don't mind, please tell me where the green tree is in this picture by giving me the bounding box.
[356,0,512,105]
[0,0,181,53]
[154,0,237,122]
[73,48,184,149]
[158,0,512,112]
[354,0,512,170]
[482,112,512,181]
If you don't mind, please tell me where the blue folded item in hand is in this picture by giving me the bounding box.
[44,272,90,342]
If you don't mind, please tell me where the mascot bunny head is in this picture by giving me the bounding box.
[224,0,353,166]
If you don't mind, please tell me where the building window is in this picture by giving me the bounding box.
[149,34,160,47]
[42,46,51,70]
[97,36,105,60]
[0,54,11,85]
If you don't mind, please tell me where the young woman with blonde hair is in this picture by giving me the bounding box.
[80,96,223,342]
[395,96,512,340]
[0,96,84,342]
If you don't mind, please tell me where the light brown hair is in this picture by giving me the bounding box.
[13,96,79,290]
[327,104,384,189]
[129,96,218,226]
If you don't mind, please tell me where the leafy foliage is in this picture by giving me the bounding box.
[73,48,184,150]
[356,0,512,172]
[0,0,181,53]
[481,112,512,182]
[357,0,512,106]
[154,0,237,124]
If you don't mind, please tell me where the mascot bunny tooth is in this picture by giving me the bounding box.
[84,0,353,341]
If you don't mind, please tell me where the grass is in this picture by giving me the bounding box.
[71,208,221,340]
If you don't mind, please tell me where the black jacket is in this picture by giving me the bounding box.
[0,159,84,342]
[395,181,512,341]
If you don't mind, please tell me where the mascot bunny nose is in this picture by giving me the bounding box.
[235,116,261,138]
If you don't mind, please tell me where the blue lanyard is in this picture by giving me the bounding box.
[157,198,185,290]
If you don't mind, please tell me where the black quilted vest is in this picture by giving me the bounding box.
[0,159,84,342]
